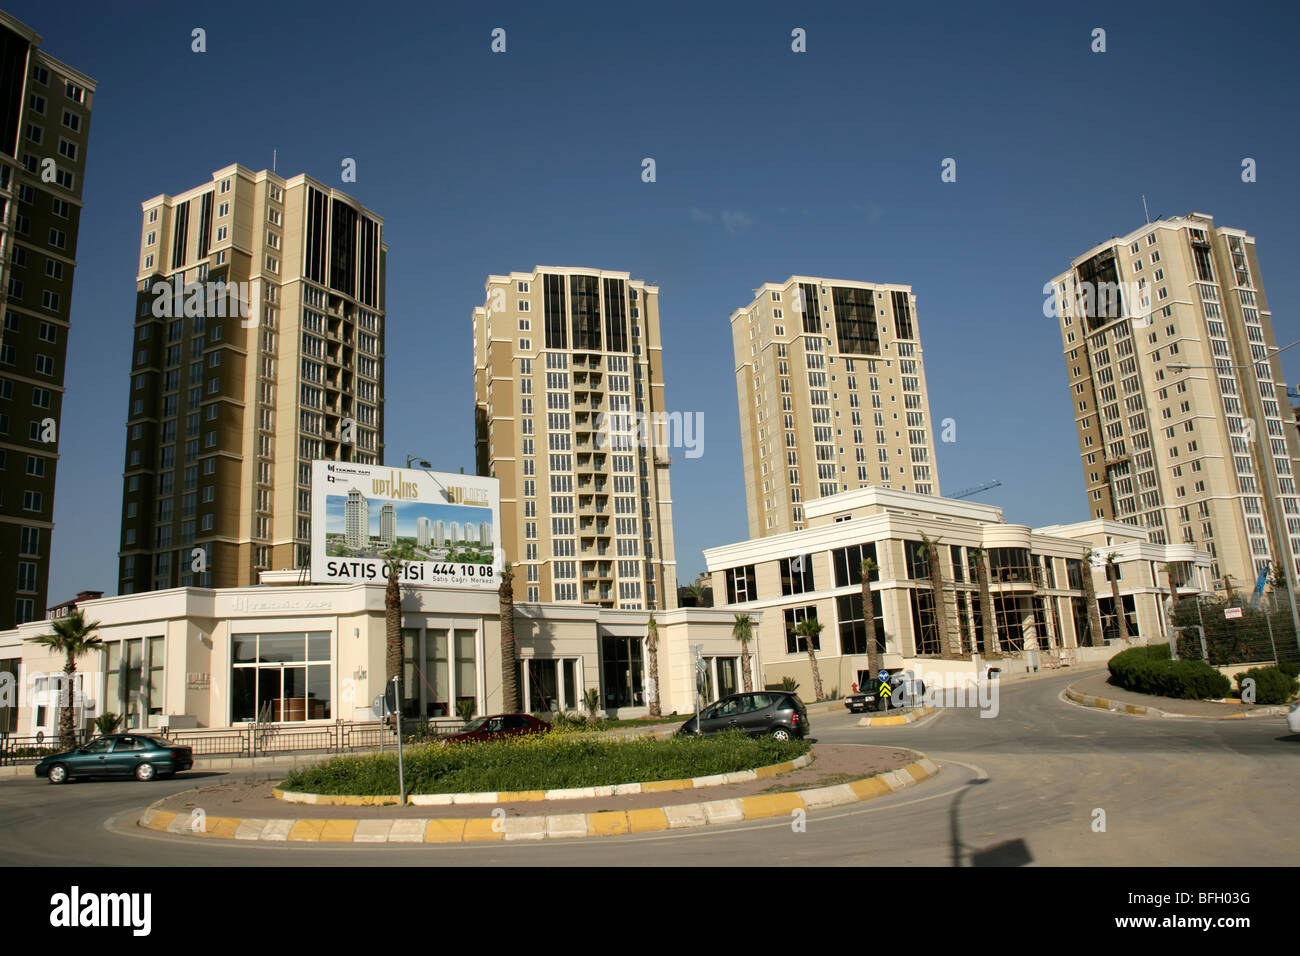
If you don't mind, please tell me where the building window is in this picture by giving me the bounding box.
[230,631,332,723]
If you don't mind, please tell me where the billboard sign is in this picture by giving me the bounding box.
[311,461,501,588]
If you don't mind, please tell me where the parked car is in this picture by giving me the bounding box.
[677,692,809,741]
[441,713,550,744]
[884,671,927,710]
[1287,700,1300,735]
[844,681,884,714]
[35,734,193,784]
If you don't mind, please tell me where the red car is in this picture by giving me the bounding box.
[441,713,550,744]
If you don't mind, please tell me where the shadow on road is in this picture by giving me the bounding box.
[948,776,1035,867]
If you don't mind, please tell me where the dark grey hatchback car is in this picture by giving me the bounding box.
[678,691,809,741]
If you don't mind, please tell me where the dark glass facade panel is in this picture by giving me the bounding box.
[329,199,357,297]
[0,27,27,158]
[779,554,815,595]
[988,547,1033,583]
[305,187,328,284]
[725,564,757,603]
[602,277,628,353]
[783,606,819,654]
[832,286,879,355]
[950,545,965,583]
[1075,250,1123,328]
[569,274,601,351]
[195,191,213,260]
[836,592,885,655]
[544,274,567,349]
[171,199,190,269]
[904,540,930,579]
[909,589,939,654]
[891,290,914,339]
[799,282,820,334]
[1065,558,1084,590]
[358,215,379,307]
[832,541,879,588]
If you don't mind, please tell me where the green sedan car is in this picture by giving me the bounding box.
[34,733,194,784]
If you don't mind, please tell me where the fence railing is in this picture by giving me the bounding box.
[1,718,466,766]
[0,730,91,766]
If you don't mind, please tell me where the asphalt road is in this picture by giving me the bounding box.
[2,671,1296,866]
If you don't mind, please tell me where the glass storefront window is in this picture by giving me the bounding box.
[601,636,644,709]
[455,629,477,715]
[231,631,332,724]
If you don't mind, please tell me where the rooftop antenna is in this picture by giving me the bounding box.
[272,148,277,174]
[1141,194,1150,224]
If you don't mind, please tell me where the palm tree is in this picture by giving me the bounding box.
[860,558,881,676]
[681,583,706,607]
[920,534,959,658]
[499,562,520,713]
[1222,574,1237,602]
[794,616,825,702]
[732,613,756,693]
[27,610,101,750]
[646,611,662,717]
[971,547,999,656]
[1161,562,1180,644]
[1106,552,1130,642]
[1080,548,1105,647]
[383,556,405,727]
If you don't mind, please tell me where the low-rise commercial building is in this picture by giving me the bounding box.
[0,573,758,738]
[704,487,1212,693]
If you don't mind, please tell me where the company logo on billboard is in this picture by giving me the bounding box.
[447,485,490,506]
[371,470,420,500]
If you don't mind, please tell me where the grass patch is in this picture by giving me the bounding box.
[281,731,810,796]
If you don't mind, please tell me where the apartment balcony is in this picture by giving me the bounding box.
[581,562,613,581]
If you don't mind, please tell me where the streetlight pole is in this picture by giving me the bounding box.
[1172,337,1300,652]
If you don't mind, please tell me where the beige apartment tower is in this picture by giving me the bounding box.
[474,267,677,610]
[0,13,95,627]
[732,277,941,538]
[118,165,386,593]
[1051,212,1300,592]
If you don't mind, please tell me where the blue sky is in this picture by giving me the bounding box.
[18,0,1300,601]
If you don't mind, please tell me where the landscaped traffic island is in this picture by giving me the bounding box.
[279,732,811,798]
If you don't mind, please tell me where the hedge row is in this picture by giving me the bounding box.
[281,730,810,796]
[1234,666,1300,705]
[1107,645,1232,700]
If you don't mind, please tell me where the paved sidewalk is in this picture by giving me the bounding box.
[1066,671,1289,718]
[138,743,935,843]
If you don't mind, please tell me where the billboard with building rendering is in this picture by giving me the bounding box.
[310,462,501,588]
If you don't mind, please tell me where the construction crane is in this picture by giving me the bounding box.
[949,479,1002,500]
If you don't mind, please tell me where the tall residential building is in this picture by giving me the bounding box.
[1051,212,1300,591]
[344,488,369,549]
[474,266,678,610]
[118,164,386,593]
[379,503,395,548]
[0,13,95,627]
[416,516,431,548]
[731,277,940,538]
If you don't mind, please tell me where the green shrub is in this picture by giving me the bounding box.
[780,677,799,693]
[1277,661,1300,679]
[1235,666,1299,705]
[1108,645,1231,700]
[281,731,809,796]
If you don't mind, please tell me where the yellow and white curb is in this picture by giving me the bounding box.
[857,706,935,727]
[138,754,940,844]
[1062,683,1287,719]
[274,753,815,806]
